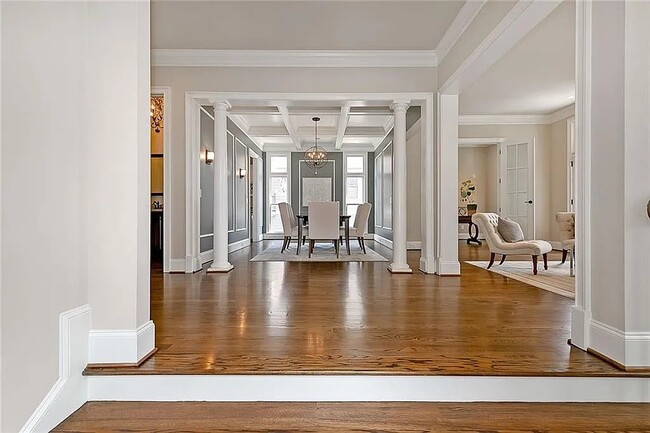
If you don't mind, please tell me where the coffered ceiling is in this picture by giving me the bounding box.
[213,101,396,151]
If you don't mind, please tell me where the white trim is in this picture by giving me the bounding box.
[263,233,285,240]
[407,241,421,250]
[151,87,172,273]
[458,137,505,147]
[265,152,292,234]
[229,238,251,253]
[20,305,90,433]
[572,0,592,350]
[199,105,214,120]
[88,320,155,365]
[589,320,650,368]
[435,0,487,63]
[436,260,461,275]
[372,234,393,250]
[152,49,438,68]
[458,106,575,126]
[200,233,213,239]
[234,138,249,232]
[342,152,367,220]
[200,249,213,265]
[440,0,562,94]
[169,258,186,272]
[185,94,202,273]
[87,375,650,403]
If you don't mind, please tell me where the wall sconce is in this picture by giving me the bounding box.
[205,150,215,165]
[237,168,247,179]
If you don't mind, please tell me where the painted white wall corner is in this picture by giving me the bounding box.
[88,320,155,365]
[20,305,91,433]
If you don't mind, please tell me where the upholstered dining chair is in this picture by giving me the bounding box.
[472,212,552,275]
[555,212,575,264]
[341,203,372,253]
[278,202,306,253]
[307,201,340,258]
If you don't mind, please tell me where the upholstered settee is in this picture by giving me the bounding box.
[472,212,552,275]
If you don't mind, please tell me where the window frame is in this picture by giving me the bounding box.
[265,152,291,234]
[343,153,367,223]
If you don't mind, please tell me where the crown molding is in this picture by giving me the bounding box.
[435,0,487,63]
[152,49,438,68]
[459,105,576,126]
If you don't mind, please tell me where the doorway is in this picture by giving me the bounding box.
[249,150,263,242]
[500,141,535,239]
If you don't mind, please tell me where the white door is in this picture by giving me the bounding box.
[501,141,534,238]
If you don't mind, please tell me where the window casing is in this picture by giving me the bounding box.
[266,154,290,233]
[344,154,366,226]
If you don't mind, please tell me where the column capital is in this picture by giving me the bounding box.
[210,99,231,111]
[390,99,410,112]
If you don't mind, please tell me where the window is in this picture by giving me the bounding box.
[267,155,289,233]
[344,155,366,225]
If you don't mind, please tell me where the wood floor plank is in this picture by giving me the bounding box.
[85,242,643,377]
[53,402,650,432]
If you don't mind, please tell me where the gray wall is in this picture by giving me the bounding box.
[200,107,264,253]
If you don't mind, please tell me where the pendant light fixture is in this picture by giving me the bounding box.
[304,117,328,174]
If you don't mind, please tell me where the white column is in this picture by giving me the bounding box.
[208,100,234,272]
[435,93,460,275]
[388,100,412,274]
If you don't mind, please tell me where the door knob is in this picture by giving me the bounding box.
[525,200,533,204]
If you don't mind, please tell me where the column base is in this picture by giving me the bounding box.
[388,263,413,274]
[207,262,234,273]
[419,256,436,274]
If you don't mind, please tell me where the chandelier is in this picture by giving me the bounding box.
[150,96,164,133]
[304,117,328,173]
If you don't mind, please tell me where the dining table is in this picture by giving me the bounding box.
[295,214,351,255]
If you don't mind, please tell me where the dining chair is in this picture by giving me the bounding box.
[278,202,306,253]
[341,203,372,253]
[307,201,340,258]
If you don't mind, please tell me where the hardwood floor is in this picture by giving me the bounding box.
[54,402,650,432]
[85,241,641,377]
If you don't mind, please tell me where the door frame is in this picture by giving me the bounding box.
[499,139,536,239]
[249,149,263,242]
[151,86,172,273]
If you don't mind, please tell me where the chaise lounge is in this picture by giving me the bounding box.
[472,212,552,275]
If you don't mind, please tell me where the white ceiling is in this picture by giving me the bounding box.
[151,1,463,50]
[222,101,395,150]
[459,0,575,116]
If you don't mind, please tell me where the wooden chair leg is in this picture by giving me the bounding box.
[561,249,568,264]
[361,238,367,254]
[543,253,548,270]
[281,236,288,253]
[487,252,496,269]
[532,255,538,275]
[499,255,507,265]
[309,240,314,258]
[303,236,306,245]
[335,239,340,258]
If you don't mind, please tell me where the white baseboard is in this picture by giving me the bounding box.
[88,320,155,365]
[185,255,201,273]
[229,238,250,253]
[20,305,91,433]
[419,256,436,274]
[200,249,212,265]
[168,258,186,272]
[590,320,650,368]
[372,234,393,249]
[87,374,650,403]
[570,306,591,350]
[437,259,461,276]
[263,233,284,240]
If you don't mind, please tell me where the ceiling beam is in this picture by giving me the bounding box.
[335,105,351,150]
[277,104,301,149]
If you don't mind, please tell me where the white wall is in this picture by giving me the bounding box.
[459,123,555,241]
[458,146,498,237]
[2,1,151,429]
[152,66,439,262]
[2,3,89,431]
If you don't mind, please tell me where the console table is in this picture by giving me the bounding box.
[458,215,481,245]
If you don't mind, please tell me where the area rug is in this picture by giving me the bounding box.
[251,242,388,262]
[465,260,575,299]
